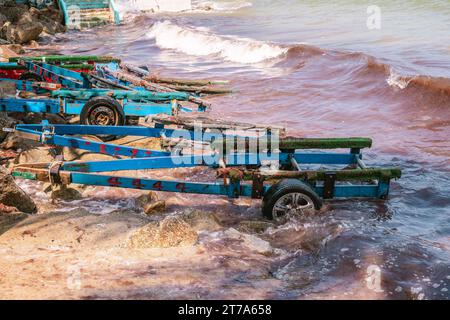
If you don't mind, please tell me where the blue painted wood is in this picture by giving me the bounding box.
[62,101,177,116]
[109,0,120,24]
[51,89,191,101]
[314,185,380,198]
[52,135,170,159]
[16,123,171,137]
[70,172,252,197]
[25,62,85,89]
[38,63,86,81]
[12,123,399,201]
[63,155,205,172]
[0,79,49,94]
[0,98,60,113]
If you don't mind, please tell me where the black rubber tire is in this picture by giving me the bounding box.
[80,96,125,126]
[262,179,322,220]
[19,71,44,82]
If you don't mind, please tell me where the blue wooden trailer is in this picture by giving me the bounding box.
[0,60,208,125]
[10,122,401,220]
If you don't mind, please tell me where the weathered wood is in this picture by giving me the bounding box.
[86,74,132,90]
[51,89,190,101]
[103,68,174,93]
[121,64,231,95]
[150,114,286,133]
[102,68,209,107]
[161,84,233,95]
[146,76,229,87]
[120,63,150,77]
[243,167,402,182]
[9,55,121,64]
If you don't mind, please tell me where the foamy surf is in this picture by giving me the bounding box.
[147,20,287,64]
[386,69,412,89]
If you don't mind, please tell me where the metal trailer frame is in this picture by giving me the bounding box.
[0,62,207,123]
[0,55,120,80]
[10,122,402,218]
[2,57,213,108]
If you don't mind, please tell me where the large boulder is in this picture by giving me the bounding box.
[0,13,7,28]
[0,166,37,213]
[16,146,56,164]
[183,210,222,232]
[0,132,41,151]
[127,216,198,248]
[5,20,43,44]
[50,185,82,202]
[0,4,29,23]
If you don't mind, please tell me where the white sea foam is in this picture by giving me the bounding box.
[147,20,287,64]
[386,68,412,89]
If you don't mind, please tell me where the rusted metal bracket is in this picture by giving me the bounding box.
[49,155,65,185]
[251,173,265,199]
[323,172,337,199]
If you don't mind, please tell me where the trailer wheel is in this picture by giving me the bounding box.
[262,179,322,221]
[80,96,125,126]
[19,72,43,82]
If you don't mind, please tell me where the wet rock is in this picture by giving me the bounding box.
[127,216,198,248]
[0,133,41,151]
[0,4,65,44]
[27,40,39,48]
[38,14,65,35]
[0,13,7,27]
[183,210,222,232]
[0,39,10,47]
[143,200,166,215]
[0,166,36,213]
[0,206,28,235]
[5,20,43,44]
[2,44,25,56]
[237,220,275,234]
[5,43,24,54]
[0,113,17,143]
[113,136,162,151]
[0,4,29,23]
[0,44,18,58]
[51,185,82,202]
[16,146,55,164]
[136,191,158,207]
[224,228,272,255]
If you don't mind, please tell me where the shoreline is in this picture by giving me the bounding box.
[1,2,449,300]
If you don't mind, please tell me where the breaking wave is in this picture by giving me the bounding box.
[146,20,450,96]
[363,56,450,95]
[387,72,450,95]
[147,20,288,64]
